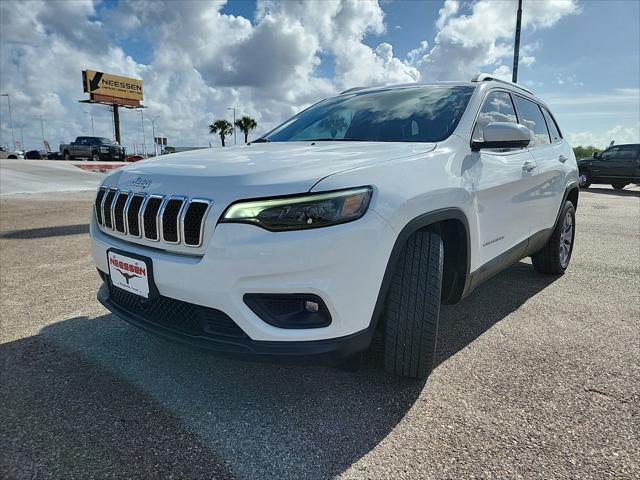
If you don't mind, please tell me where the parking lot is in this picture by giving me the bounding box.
[1,185,638,479]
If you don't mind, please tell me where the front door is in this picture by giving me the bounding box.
[469,90,538,266]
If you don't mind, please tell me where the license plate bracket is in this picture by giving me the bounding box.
[107,248,159,300]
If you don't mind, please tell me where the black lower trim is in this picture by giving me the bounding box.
[97,283,371,364]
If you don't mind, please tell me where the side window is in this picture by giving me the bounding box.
[472,91,518,142]
[514,96,551,147]
[542,108,562,143]
[601,147,619,160]
[617,145,638,161]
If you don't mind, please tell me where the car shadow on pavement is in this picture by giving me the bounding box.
[583,187,640,197]
[0,223,89,239]
[1,261,558,480]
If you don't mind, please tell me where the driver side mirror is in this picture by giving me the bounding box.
[592,151,600,159]
[471,122,532,151]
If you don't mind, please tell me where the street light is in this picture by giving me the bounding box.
[227,107,236,145]
[84,110,95,136]
[1,93,16,150]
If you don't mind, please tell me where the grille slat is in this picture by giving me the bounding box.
[94,188,106,225]
[161,198,184,243]
[108,284,247,339]
[183,201,209,247]
[95,188,211,249]
[143,197,163,240]
[113,192,129,233]
[102,190,117,229]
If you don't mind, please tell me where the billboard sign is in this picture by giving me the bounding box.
[83,70,143,101]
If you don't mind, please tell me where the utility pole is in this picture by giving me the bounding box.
[227,107,236,145]
[1,93,16,150]
[139,109,147,156]
[38,116,45,150]
[148,116,159,156]
[512,0,523,83]
[84,110,95,135]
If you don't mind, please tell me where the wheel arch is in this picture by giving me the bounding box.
[370,208,471,333]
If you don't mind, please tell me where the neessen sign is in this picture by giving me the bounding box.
[83,70,144,101]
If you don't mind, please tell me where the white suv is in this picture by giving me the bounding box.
[91,75,579,379]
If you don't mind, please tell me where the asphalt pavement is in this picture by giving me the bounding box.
[0,186,638,479]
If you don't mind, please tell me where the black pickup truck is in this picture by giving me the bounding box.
[59,136,125,162]
[578,144,640,189]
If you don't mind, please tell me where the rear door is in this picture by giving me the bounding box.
[512,95,565,235]
[470,90,538,265]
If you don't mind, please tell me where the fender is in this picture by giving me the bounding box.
[368,208,471,332]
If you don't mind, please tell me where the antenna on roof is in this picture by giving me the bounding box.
[512,0,523,83]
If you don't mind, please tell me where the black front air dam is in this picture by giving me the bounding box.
[97,283,372,365]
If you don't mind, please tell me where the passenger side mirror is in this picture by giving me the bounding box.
[471,122,531,151]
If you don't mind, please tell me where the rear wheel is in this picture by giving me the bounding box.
[383,231,443,379]
[532,201,575,275]
[578,171,591,188]
[611,182,627,190]
[91,151,101,162]
[64,151,71,160]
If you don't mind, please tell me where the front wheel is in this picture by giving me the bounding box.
[579,171,591,188]
[383,231,443,379]
[91,151,101,162]
[611,182,627,190]
[532,201,576,275]
[64,151,71,160]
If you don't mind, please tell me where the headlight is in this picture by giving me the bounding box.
[220,186,373,231]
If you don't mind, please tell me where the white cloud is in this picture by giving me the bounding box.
[567,123,640,148]
[0,0,588,153]
[409,0,578,81]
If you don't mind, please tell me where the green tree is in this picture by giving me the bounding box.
[573,145,603,159]
[209,119,233,147]
[234,116,258,144]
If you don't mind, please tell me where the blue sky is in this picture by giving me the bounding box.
[1,0,638,151]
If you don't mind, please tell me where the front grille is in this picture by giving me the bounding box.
[94,187,211,249]
[108,283,247,339]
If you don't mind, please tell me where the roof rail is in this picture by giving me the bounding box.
[340,86,367,95]
[471,74,534,95]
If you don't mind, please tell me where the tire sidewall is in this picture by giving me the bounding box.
[579,171,591,188]
[557,201,576,271]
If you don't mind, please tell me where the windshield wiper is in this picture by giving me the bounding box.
[305,137,367,142]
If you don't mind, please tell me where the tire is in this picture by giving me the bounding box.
[383,231,443,379]
[578,171,591,188]
[532,201,576,275]
[8,155,17,159]
[611,182,627,190]
[64,151,71,160]
[91,151,101,162]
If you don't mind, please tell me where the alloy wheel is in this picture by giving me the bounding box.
[559,211,573,268]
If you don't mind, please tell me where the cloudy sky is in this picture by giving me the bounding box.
[1,0,638,152]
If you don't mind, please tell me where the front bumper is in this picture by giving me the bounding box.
[98,282,374,363]
[92,208,396,343]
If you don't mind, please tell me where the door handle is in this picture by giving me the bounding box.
[558,155,568,163]
[522,161,537,172]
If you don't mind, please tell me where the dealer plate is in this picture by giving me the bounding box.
[107,251,150,298]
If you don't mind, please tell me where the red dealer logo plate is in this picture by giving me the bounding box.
[108,251,150,298]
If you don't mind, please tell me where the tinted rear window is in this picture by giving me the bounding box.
[265,86,475,143]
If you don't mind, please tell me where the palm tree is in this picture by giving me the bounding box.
[209,119,233,147]
[234,115,258,144]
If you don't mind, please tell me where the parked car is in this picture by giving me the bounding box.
[0,146,24,159]
[25,150,44,159]
[59,136,125,162]
[90,74,579,379]
[577,144,640,189]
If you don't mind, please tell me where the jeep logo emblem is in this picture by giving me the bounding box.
[130,177,152,189]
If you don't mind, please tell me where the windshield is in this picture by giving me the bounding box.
[98,137,114,144]
[264,86,475,143]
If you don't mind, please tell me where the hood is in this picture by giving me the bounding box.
[104,141,435,201]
